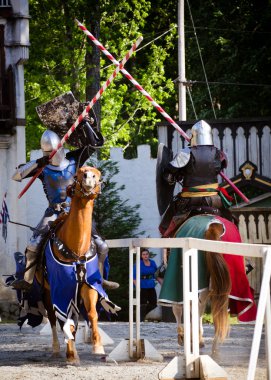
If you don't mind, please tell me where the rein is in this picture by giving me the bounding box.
[67,177,103,199]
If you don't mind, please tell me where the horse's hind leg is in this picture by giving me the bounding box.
[66,326,80,365]
[204,222,231,356]
[81,285,104,355]
[43,288,61,357]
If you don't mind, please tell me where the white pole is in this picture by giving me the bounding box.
[183,247,191,364]
[129,245,135,358]
[178,0,187,122]
[191,248,200,376]
[183,248,200,378]
[264,258,271,380]
[247,248,271,380]
[136,246,141,358]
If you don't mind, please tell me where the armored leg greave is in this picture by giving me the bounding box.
[23,249,39,284]
[92,232,119,290]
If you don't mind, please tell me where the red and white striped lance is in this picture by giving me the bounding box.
[76,20,250,204]
[75,19,190,142]
[18,36,143,199]
[219,171,249,203]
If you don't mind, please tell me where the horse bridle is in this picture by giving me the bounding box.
[68,176,103,199]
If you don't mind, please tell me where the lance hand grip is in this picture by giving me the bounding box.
[18,147,59,199]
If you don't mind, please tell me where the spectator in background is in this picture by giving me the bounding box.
[133,248,158,321]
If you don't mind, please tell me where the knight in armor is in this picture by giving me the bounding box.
[11,118,119,292]
[159,120,235,238]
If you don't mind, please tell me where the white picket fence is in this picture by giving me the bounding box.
[106,237,271,380]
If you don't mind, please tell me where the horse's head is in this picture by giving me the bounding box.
[69,166,102,199]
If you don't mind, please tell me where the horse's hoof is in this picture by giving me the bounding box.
[93,345,105,355]
[51,352,62,359]
[199,341,205,348]
[177,327,184,346]
[177,335,184,346]
[66,357,80,366]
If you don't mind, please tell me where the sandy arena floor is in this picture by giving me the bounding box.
[0,321,267,380]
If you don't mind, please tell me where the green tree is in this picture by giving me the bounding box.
[25,0,177,157]
[25,1,271,158]
[183,0,271,119]
[88,158,144,320]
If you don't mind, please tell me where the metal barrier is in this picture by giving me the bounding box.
[106,237,271,380]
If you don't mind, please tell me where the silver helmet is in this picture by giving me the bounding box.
[40,129,61,153]
[40,130,68,168]
[190,120,213,146]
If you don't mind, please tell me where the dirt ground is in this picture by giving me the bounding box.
[0,321,267,380]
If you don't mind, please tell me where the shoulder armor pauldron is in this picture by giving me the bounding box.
[170,147,191,168]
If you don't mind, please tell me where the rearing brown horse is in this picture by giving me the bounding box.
[36,166,107,364]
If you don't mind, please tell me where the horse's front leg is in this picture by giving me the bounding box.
[81,284,105,355]
[65,325,80,365]
[172,304,184,345]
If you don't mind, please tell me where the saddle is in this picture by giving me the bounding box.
[159,194,235,238]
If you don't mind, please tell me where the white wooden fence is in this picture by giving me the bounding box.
[106,237,271,380]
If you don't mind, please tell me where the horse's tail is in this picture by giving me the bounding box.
[204,222,231,344]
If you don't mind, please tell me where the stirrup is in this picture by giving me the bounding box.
[102,279,120,290]
[100,297,121,314]
[11,279,32,292]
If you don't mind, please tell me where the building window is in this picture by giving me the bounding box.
[0,1,11,7]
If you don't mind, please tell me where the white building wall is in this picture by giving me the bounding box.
[0,0,29,301]
[110,145,161,240]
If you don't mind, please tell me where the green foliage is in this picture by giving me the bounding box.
[202,313,238,325]
[25,0,271,158]
[87,158,144,320]
[184,0,271,119]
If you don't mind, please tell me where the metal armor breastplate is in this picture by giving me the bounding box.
[42,158,77,205]
[182,146,221,187]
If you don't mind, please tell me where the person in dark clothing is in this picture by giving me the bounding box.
[133,248,158,321]
[159,120,235,238]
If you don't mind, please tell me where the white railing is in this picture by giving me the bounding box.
[106,237,271,380]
